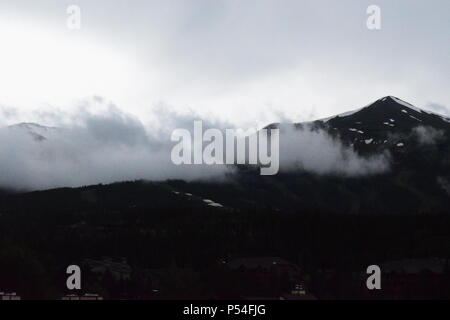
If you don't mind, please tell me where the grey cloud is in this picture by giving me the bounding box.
[0,102,234,191]
[426,103,450,117]
[2,0,449,124]
[413,126,445,146]
[279,125,391,176]
[78,104,150,147]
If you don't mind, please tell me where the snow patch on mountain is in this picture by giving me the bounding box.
[203,199,224,207]
[388,96,424,113]
[320,96,450,125]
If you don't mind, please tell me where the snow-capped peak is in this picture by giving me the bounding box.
[379,96,424,113]
[320,96,450,124]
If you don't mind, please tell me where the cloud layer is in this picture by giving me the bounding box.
[0,101,392,191]
[0,1,449,126]
[0,103,234,191]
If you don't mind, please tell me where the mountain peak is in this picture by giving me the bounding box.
[319,96,450,125]
[379,95,402,101]
[310,96,450,152]
[379,95,397,102]
[7,122,58,142]
[375,96,423,112]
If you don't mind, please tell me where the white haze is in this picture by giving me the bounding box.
[413,126,445,146]
[0,103,235,191]
[279,125,391,176]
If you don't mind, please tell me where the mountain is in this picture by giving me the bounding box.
[2,97,450,300]
[219,96,450,214]
[1,96,450,215]
[6,122,58,141]
[320,96,450,129]
[315,97,450,179]
[268,95,450,153]
[313,96,450,153]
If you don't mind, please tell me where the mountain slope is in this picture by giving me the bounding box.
[2,96,450,215]
[234,96,450,214]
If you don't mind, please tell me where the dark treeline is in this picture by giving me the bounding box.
[0,181,449,299]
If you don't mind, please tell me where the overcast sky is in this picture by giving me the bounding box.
[0,0,449,128]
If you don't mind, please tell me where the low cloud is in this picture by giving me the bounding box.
[0,102,234,191]
[413,126,445,146]
[426,103,450,118]
[278,125,391,176]
[0,100,392,191]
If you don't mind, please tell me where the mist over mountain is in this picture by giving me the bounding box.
[0,104,233,190]
[0,96,449,204]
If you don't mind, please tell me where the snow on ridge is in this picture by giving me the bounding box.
[388,96,424,113]
[389,96,450,121]
[319,100,376,123]
[320,96,416,123]
[320,107,365,122]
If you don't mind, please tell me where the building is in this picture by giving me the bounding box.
[62,293,103,301]
[381,258,449,298]
[0,292,21,300]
